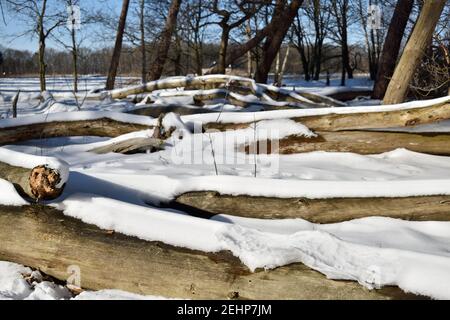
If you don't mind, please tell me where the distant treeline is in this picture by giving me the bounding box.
[0,42,370,77]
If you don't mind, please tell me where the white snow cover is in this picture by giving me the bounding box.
[0,261,168,300]
[181,95,450,125]
[52,195,450,299]
[2,76,450,300]
[0,147,69,188]
[0,111,155,129]
[0,179,28,206]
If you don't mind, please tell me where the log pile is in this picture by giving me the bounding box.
[1,75,449,299]
[0,204,419,300]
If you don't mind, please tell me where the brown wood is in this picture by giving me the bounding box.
[147,0,182,81]
[175,191,450,223]
[89,137,164,154]
[0,162,64,201]
[0,118,151,146]
[244,131,450,156]
[105,0,131,90]
[204,102,450,132]
[372,0,414,100]
[0,204,419,299]
[383,0,447,104]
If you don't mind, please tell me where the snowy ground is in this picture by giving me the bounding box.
[1,75,450,300]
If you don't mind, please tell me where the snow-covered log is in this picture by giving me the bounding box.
[0,204,416,299]
[0,112,153,146]
[89,137,164,154]
[204,100,450,132]
[174,191,450,223]
[243,131,450,156]
[0,149,68,201]
[126,104,216,117]
[108,75,257,99]
[107,75,344,108]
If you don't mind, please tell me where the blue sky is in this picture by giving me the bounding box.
[0,0,122,51]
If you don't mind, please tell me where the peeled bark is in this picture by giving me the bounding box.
[383,0,447,104]
[372,0,414,100]
[0,204,418,299]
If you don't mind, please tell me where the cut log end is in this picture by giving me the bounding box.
[29,165,64,200]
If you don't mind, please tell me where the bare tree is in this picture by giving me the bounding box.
[329,0,353,86]
[6,0,65,92]
[210,0,261,74]
[372,0,414,99]
[384,0,446,104]
[147,0,183,81]
[105,0,131,90]
[254,0,304,83]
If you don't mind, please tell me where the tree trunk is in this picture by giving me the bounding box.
[147,0,182,81]
[0,117,151,146]
[71,24,78,93]
[217,26,230,74]
[0,204,417,299]
[208,0,304,76]
[244,130,450,157]
[140,0,147,84]
[175,191,450,223]
[105,0,131,90]
[38,36,46,92]
[372,0,414,100]
[254,1,302,84]
[383,0,446,104]
[204,99,450,132]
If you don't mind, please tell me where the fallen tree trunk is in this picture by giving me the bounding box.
[243,131,450,156]
[0,204,418,299]
[108,76,257,100]
[107,75,343,108]
[0,162,65,201]
[126,104,217,117]
[89,137,164,154]
[328,90,373,101]
[204,101,450,132]
[0,118,151,146]
[174,191,450,223]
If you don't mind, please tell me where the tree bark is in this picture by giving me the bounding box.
[175,191,450,224]
[0,118,151,146]
[244,130,450,157]
[147,0,182,81]
[204,100,450,132]
[139,0,147,84]
[218,26,230,74]
[383,0,446,104]
[105,0,131,90]
[207,0,304,75]
[372,0,414,100]
[0,205,417,299]
[254,0,303,83]
[0,160,66,201]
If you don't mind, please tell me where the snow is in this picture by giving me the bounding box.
[0,147,69,188]
[182,95,450,125]
[0,179,28,206]
[0,111,155,129]
[1,75,450,299]
[0,261,168,300]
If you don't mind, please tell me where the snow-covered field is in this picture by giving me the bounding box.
[1,75,450,300]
